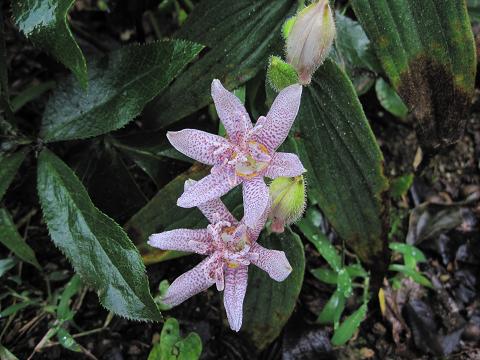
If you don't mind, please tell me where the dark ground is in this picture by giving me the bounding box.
[1,1,480,359]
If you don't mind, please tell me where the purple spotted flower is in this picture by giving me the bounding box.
[148,180,292,332]
[167,80,305,228]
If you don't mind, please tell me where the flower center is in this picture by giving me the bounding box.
[233,141,270,179]
[219,225,251,267]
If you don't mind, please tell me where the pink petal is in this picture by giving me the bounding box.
[223,265,248,332]
[254,84,302,150]
[264,152,306,179]
[211,79,252,140]
[250,243,292,281]
[148,229,211,254]
[246,206,270,242]
[162,258,215,307]
[185,180,238,224]
[177,171,239,208]
[242,177,270,229]
[167,129,228,166]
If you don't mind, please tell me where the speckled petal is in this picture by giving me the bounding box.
[265,152,306,179]
[211,79,252,140]
[246,205,270,242]
[250,243,292,281]
[167,129,228,165]
[223,265,248,332]
[148,228,211,254]
[162,258,215,307]
[254,84,302,150]
[184,179,238,224]
[242,177,270,229]
[177,171,239,208]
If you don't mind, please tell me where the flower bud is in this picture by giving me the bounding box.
[285,0,336,85]
[268,176,306,233]
[267,55,299,92]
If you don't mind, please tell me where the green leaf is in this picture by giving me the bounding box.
[148,318,202,360]
[375,78,408,119]
[40,40,203,142]
[0,345,19,360]
[57,275,82,321]
[0,301,34,318]
[154,280,173,311]
[145,0,296,129]
[297,211,341,271]
[390,173,414,199]
[0,208,41,269]
[12,0,88,88]
[468,0,480,22]
[0,148,28,201]
[389,264,433,288]
[292,59,389,266]
[37,149,161,321]
[0,258,17,278]
[389,242,427,265]
[317,290,346,325]
[346,264,368,279]
[311,267,338,284]
[331,304,367,346]
[11,81,56,113]
[352,0,476,150]
[56,327,82,352]
[337,268,353,298]
[243,228,305,350]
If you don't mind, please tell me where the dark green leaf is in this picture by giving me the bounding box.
[41,40,203,142]
[12,0,87,88]
[0,148,28,201]
[243,228,305,350]
[145,0,295,128]
[56,328,82,352]
[317,290,346,326]
[311,267,337,284]
[389,264,433,288]
[375,78,408,119]
[0,258,17,278]
[57,275,82,321]
[0,208,41,269]
[297,210,341,271]
[390,173,414,199]
[72,140,147,222]
[37,149,161,321]
[11,81,56,112]
[331,304,367,346]
[352,0,476,150]
[293,59,389,265]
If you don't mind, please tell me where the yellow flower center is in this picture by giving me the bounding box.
[234,141,270,179]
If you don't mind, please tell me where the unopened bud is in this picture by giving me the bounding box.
[285,0,336,85]
[267,56,299,92]
[269,176,306,233]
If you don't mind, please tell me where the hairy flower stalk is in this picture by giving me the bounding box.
[286,0,336,85]
[167,79,306,229]
[148,180,292,332]
[269,176,306,233]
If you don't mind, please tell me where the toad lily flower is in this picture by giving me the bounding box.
[148,180,292,332]
[167,79,305,229]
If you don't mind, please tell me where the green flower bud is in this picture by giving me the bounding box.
[266,55,299,92]
[269,176,306,233]
[286,0,336,85]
